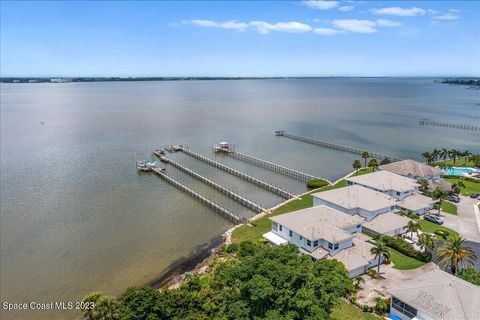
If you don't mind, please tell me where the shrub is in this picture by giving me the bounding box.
[407,212,420,220]
[434,230,449,239]
[362,305,373,313]
[306,179,330,189]
[383,236,431,262]
[383,258,391,265]
[458,268,480,285]
[443,175,480,183]
[375,298,389,313]
[366,269,378,278]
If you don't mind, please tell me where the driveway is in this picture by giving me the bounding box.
[442,196,480,243]
[356,263,436,306]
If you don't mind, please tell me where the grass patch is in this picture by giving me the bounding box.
[389,248,425,270]
[331,300,381,320]
[352,167,375,177]
[418,220,459,241]
[435,157,477,168]
[440,201,457,215]
[445,178,480,196]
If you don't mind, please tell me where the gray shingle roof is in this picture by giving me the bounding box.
[362,212,411,235]
[346,170,419,193]
[379,159,443,178]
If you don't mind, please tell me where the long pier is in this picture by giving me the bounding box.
[158,155,266,213]
[171,147,295,199]
[275,131,402,162]
[226,150,324,182]
[151,167,248,224]
[419,119,480,131]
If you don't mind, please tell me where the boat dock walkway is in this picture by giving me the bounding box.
[419,119,480,131]
[151,167,248,224]
[275,130,402,162]
[158,155,266,213]
[225,150,324,182]
[168,147,295,199]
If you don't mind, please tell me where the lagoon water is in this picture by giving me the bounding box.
[1,79,479,319]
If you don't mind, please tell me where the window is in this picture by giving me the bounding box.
[289,230,293,237]
[334,243,339,250]
[307,240,311,246]
[391,206,395,210]
[396,191,401,196]
[300,236,303,240]
[313,240,318,246]
[328,242,333,249]
[279,225,282,231]
[392,297,417,318]
[273,222,278,231]
[357,224,361,229]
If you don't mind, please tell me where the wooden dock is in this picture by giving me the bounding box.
[158,155,266,213]
[151,167,248,224]
[176,147,295,199]
[275,130,402,162]
[419,119,480,131]
[226,150,324,182]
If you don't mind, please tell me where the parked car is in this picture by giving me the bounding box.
[470,193,479,199]
[424,214,444,225]
[448,196,460,203]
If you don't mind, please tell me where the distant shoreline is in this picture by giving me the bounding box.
[2,76,478,84]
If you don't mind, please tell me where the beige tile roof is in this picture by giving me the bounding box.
[362,212,411,235]
[388,268,480,320]
[346,170,419,193]
[428,179,452,192]
[270,205,364,243]
[379,159,443,178]
[330,238,376,271]
[299,246,329,260]
[398,193,436,211]
[312,185,397,212]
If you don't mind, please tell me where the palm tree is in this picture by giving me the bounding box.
[362,151,369,168]
[440,148,448,161]
[432,187,449,216]
[449,149,461,166]
[352,160,362,175]
[353,276,365,290]
[380,157,391,165]
[421,151,432,165]
[462,150,471,166]
[368,158,379,172]
[435,235,478,275]
[432,149,441,162]
[92,296,122,320]
[418,233,436,253]
[81,292,103,320]
[406,220,421,239]
[370,238,390,278]
[418,178,429,193]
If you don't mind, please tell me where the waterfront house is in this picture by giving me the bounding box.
[312,185,397,221]
[378,159,443,181]
[388,268,480,320]
[362,212,411,236]
[262,205,380,277]
[346,170,419,200]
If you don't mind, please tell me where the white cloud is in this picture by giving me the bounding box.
[338,5,354,12]
[376,19,402,27]
[188,19,248,31]
[250,21,313,34]
[302,1,339,10]
[332,19,377,33]
[433,13,459,21]
[449,9,461,13]
[313,27,343,35]
[371,7,426,17]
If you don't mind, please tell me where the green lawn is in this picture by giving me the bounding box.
[445,178,480,196]
[440,201,457,215]
[418,220,459,240]
[389,248,425,270]
[435,157,477,168]
[331,300,381,320]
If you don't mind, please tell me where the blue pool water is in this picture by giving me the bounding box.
[442,167,474,175]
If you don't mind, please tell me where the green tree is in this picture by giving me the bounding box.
[370,238,390,278]
[421,151,433,165]
[353,276,365,290]
[120,286,161,320]
[470,154,480,167]
[462,150,471,165]
[361,151,369,168]
[418,178,429,193]
[435,235,478,275]
[418,233,436,253]
[93,296,122,320]
[352,160,362,175]
[457,268,480,285]
[375,298,389,314]
[432,187,449,216]
[379,157,391,165]
[81,292,104,320]
[368,158,379,172]
[406,220,421,239]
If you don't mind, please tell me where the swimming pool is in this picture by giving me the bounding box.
[442,167,474,175]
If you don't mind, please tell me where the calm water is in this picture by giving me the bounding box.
[1,79,479,319]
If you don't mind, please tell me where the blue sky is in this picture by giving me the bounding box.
[1,1,479,77]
